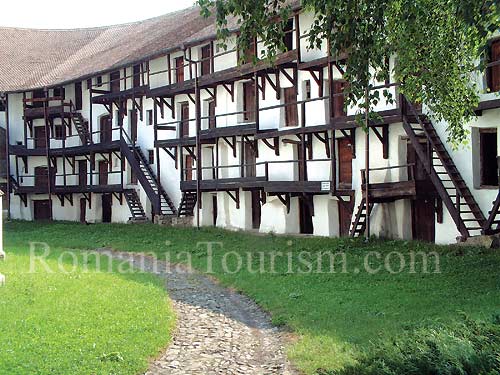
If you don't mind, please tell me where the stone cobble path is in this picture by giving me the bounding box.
[97,249,296,375]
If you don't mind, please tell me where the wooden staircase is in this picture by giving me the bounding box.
[483,190,500,235]
[402,98,486,239]
[71,112,92,145]
[9,175,27,206]
[350,198,375,237]
[123,189,148,221]
[178,192,197,217]
[120,134,177,216]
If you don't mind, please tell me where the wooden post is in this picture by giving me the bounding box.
[154,99,161,217]
[43,88,53,220]
[195,72,202,229]
[364,84,370,240]
[254,72,260,131]
[3,93,11,219]
[0,190,4,286]
[294,14,301,64]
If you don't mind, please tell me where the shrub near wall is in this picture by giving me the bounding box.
[325,315,500,375]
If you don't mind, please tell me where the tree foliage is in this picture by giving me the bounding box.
[198,0,500,146]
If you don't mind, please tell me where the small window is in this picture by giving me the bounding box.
[282,18,294,52]
[53,87,65,99]
[480,129,498,187]
[148,150,155,165]
[0,100,5,112]
[96,76,103,87]
[147,110,153,126]
[86,78,92,90]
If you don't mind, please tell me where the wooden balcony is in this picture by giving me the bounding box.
[15,184,124,195]
[181,177,267,192]
[361,165,418,203]
[148,50,298,98]
[199,123,257,140]
[9,140,121,157]
[92,85,148,104]
[24,105,73,120]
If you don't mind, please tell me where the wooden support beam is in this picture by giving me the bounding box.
[222,83,235,102]
[260,190,266,205]
[264,72,279,99]
[185,146,197,160]
[308,69,324,97]
[340,129,356,158]
[222,136,237,158]
[281,68,295,86]
[276,193,291,214]
[371,125,389,159]
[227,190,240,209]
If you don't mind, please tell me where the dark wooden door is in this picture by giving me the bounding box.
[99,161,109,185]
[102,194,112,223]
[78,160,87,187]
[299,196,314,234]
[208,100,216,129]
[212,195,218,226]
[34,200,51,221]
[175,57,184,83]
[201,44,212,75]
[100,115,112,143]
[130,110,138,143]
[338,138,353,188]
[243,81,255,122]
[34,166,49,189]
[79,198,86,223]
[407,142,436,242]
[185,155,194,181]
[251,191,261,229]
[332,81,347,118]
[75,81,83,110]
[110,71,120,93]
[490,40,500,92]
[180,103,190,137]
[32,89,45,108]
[34,126,47,149]
[284,87,298,127]
[133,64,141,87]
[296,142,307,181]
[339,200,354,236]
[412,198,435,242]
[244,141,256,177]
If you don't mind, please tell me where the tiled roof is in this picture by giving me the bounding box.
[0,6,215,92]
[0,1,301,93]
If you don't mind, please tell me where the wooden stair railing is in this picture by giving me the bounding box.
[402,97,486,239]
[483,190,500,235]
[178,191,197,217]
[350,198,375,238]
[120,132,177,216]
[123,189,148,221]
[68,102,92,145]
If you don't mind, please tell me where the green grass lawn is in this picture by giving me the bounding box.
[4,220,500,374]
[0,226,175,375]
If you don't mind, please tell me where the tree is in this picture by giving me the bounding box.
[198,0,500,146]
